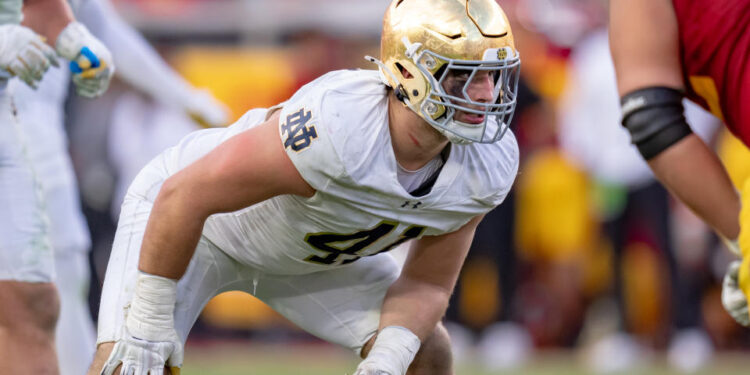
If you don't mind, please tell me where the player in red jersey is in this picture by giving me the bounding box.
[609,0,750,327]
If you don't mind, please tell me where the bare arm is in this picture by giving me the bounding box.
[21,0,74,46]
[610,0,740,239]
[378,215,483,340]
[138,111,315,279]
[77,0,227,124]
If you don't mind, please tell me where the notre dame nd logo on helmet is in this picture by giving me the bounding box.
[497,47,508,60]
[281,108,318,152]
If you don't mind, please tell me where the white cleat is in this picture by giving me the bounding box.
[667,328,714,373]
[584,332,646,374]
[477,322,533,371]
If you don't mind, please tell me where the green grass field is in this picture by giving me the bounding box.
[182,340,750,375]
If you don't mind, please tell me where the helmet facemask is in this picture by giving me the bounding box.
[411,42,521,144]
[372,0,521,144]
[370,39,521,145]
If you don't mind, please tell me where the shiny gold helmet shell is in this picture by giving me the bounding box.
[370,0,521,144]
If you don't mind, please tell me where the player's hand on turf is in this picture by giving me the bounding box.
[0,24,59,89]
[100,321,183,375]
[55,22,115,98]
[721,260,750,326]
[353,363,393,375]
[353,354,401,375]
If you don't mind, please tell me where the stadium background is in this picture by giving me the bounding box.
[64,0,750,373]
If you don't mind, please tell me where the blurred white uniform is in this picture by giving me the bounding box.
[10,50,94,375]
[107,92,202,219]
[0,80,54,283]
[0,3,54,283]
[98,70,519,353]
[8,1,226,373]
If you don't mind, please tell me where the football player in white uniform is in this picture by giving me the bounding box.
[8,1,228,373]
[88,0,520,374]
[0,0,114,373]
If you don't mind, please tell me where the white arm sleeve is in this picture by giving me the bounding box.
[75,0,195,107]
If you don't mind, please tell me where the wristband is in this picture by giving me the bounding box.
[127,271,178,341]
[55,21,92,61]
[366,326,421,375]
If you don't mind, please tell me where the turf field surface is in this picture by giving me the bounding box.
[182,340,750,375]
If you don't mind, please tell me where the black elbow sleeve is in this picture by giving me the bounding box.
[620,87,693,160]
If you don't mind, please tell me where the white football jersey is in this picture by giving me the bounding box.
[144,69,519,275]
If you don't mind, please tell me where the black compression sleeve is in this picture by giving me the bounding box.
[620,87,693,160]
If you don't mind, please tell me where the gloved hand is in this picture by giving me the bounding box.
[0,24,59,89]
[722,180,750,326]
[722,259,750,326]
[55,22,115,98]
[100,272,183,375]
[353,361,395,375]
[100,324,183,375]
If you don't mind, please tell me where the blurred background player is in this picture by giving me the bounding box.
[9,0,228,373]
[609,0,750,328]
[559,18,720,373]
[0,0,114,373]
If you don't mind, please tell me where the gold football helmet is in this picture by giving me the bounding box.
[368,0,520,144]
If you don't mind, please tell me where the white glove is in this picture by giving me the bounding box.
[55,22,115,98]
[100,324,183,375]
[353,326,421,375]
[184,88,230,128]
[722,260,750,326]
[354,363,396,375]
[100,272,183,375]
[0,24,59,89]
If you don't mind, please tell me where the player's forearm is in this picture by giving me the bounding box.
[648,134,740,239]
[378,276,452,341]
[21,0,74,46]
[138,176,209,280]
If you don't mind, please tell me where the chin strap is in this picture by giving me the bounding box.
[439,126,473,144]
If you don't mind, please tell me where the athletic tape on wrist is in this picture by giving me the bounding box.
[127,271,178,341]
[367,326,421,375]
[55,21,91,61]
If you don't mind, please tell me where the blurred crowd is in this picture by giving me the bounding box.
[63,0,750,373]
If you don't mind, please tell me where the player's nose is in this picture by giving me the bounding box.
[467,71,494,104]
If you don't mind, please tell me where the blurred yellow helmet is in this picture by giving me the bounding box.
[368,0,521,144]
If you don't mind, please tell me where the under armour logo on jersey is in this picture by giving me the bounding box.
[281,108,318,151]
[401,200,422,209]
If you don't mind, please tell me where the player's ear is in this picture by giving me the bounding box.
[399,65,413,79]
